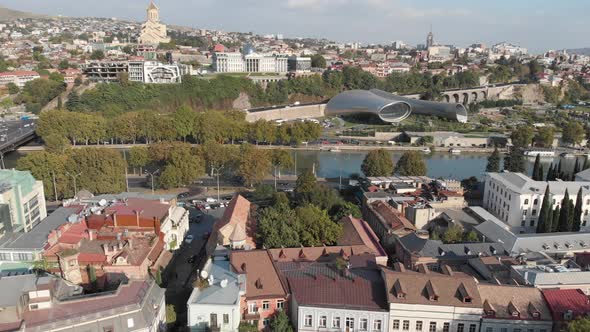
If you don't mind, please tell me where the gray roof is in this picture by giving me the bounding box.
[0,207,81,251]
[487,172,590,196]
[85,192,177,203]
[512,265,590,287]
[398,232,506,259]
[576,168,590,182]
[0,274,50,307]
[471,206,590,254]
[188,259,243,306]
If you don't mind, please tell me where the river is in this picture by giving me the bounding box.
[3,149,581,181]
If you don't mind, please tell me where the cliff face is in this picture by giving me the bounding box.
[518,84,546,105]
[0,6,47,20]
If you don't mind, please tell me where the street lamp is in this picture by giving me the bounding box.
[145,169,160,195]
[210,166,223,203]
[65,171,82,198]
[0,152,4,170]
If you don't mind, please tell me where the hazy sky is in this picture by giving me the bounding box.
[1,0,588,53]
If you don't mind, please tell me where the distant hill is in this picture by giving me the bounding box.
[0,6,47,21]
[567,48,590,56]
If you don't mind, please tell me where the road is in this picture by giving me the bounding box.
[163,206,225,330]
[0,119,36,155]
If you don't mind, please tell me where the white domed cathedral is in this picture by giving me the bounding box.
[138,0,171,45]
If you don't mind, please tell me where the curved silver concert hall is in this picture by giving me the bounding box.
[325,89,468,123]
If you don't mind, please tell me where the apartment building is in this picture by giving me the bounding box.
[483,172,590,233]
[0,71,40,87]
[0,170,47,234]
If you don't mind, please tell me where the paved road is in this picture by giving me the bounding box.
[163,206,225,330]
[0,119,36,154]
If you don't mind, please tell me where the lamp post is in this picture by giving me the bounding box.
[210,166,223,203]
[65,171,82,198]
[145,169,160,195]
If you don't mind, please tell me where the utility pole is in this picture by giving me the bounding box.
[65,171,82,198]
[51,170,58,202]
[211,166,223,202]
[123,150,129,192]
[145,169,160,195]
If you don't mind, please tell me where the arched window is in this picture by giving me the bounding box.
[533,199,539,205]
[524,199,529,205]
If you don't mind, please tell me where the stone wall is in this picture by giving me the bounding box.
[245,104,326,122]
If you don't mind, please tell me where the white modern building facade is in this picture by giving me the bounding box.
[295,305,389,332]
[483,172,590,233]
[213,52,288,73]
[160,205,189,251]
[0,170,47,234]
[85,60,181,83]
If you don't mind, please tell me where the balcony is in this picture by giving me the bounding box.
[243,309,260,320]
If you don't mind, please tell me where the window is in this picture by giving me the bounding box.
[533,199,538,205]
[247,302,257,314]
[319,316,327,328]
[429,322,437,332]
[457,323,464,332]
[486,328,493,332]
[500,328,508,332]
[263,319,270,327]
[262,301,270,310]
[521,220,526,226]
[523,210,527,216]
[524,199,529,205]
[527,329,534,332]
[304,315,312,327]
[333,317,341,328]
[403,320,410,330]
[532,209,537,216]
[586,210,589,216]
[223,314,229,324]
[359,318,367,331]
[277,299,284,310]
[513,329,521,332]
[373,320,382,331]
[469,325,477,332]
[346,317,355,329]
[443,322,450,332]
[393,320,400,330]
[529,219,535,227]
[416,321,423,331]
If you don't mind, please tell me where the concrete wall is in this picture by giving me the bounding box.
[245,104,326,122]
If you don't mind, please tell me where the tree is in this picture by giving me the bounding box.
[271,149,294,179]
[7,82,19,95]
[442,224,464,244]
[173,105,197,141]
[293,205,343,247]
[90,50,105,60]
[537,185,552,233]
[361,149,394,176]
[464,231,479,242]
[58,59,70,70]
[294,169,318,205]
[128,146,150,175]
[486,148,501,173]
[567,318,590,332]
[546,163,554,181]
[503,147,525,173]
[237,144,271,187]
[44,133,70,154]
[573,187,583,232]
[395,151,427,176]
[534,127,555,147]
[253,184,275,201]
[154,268,162,286]
[166,304,177,324]
[57,96,63,109]
[256,204,300,248]
[87,265,97,288]
[562,122,585,146]
[310,54,326,68]
[557,189,572,232]
[65,91,80,111]
[532,155,541,180]
[551,206,561,232]
[331,201,362,222]
[510,125,534,147]
[270,310,294,332]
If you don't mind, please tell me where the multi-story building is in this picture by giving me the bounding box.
[142,61,182,83]
[382,266,483,332]
[0,274,165,332]
[287,56,312,72]
[542,289,590,331]
[84,60,181,83]
[478,284,553,332]
[362,200,416,249]
[230,250,288,330]
[138,1,170,45]
[213,52,245,73]
[0,71,40,88]
[483,172,590,233]
[0,170,47,234]
[491,42,528,56]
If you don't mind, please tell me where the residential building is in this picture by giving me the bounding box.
[142,61,182,83]
[363,200,416,249]
[483,172,590,233]
[278,261,389,332]
[382,266,483,332]
[84,60,181,83]
[187,254,245,332]
[542,289,590,331]
[209,194,256,251]
[0,274,165,332]
[83,60,129,82]
[395,232,506,270]
[230,250,288,329]
[492,42,528,56]
[138,1,170,45]
[0,71,40,88]
[0,170,47,234]
[478,284,553,332]
[511,260,590,294]
[268,244,388,267]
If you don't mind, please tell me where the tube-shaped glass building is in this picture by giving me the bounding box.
[325,89,468,123]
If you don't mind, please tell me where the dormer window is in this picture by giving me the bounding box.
[508,301,520,318]
[542,243,550,250]
[528,302,541,319]
[483,300,496,317]
[394,280,406,299]
[458,283,472,303]
[425,280,439,302]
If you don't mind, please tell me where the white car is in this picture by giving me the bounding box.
[184,235,194,244]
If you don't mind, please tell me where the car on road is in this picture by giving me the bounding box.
[184,235,194,244]
[177,192,191,199]
[187,255,197,264]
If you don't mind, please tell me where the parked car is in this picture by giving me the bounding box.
[184,235,194,244]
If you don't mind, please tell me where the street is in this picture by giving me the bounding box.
[163,206,226,330]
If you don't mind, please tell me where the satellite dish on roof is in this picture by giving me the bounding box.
[200,270,208,279]
[98,199,107,207]
[67,214,79,223]
[220,279,228,288]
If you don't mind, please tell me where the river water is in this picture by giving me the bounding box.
[4,149,581,181]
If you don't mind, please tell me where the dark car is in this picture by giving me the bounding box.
[177,192,191,199]
[187,255,197,264]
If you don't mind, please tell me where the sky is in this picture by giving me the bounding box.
[1,0,589,53]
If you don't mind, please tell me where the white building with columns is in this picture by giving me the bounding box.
[483,172,590,233]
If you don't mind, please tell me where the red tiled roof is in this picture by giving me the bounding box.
[370,201,416,233]
[230,250,287,300]
[77,253,107,264]
[216,194,251,231]
[338,216,387,257]
[542,289,590,321]
[0,71,39,77]
[104,198,169,220]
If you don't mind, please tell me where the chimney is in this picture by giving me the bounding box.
[394,262,406,272]
[88,229,95,241]
[442,265,454,276]
[417,264,430,274]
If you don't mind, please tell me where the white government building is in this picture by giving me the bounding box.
[483,172,590,233]
[213,52,288,73]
